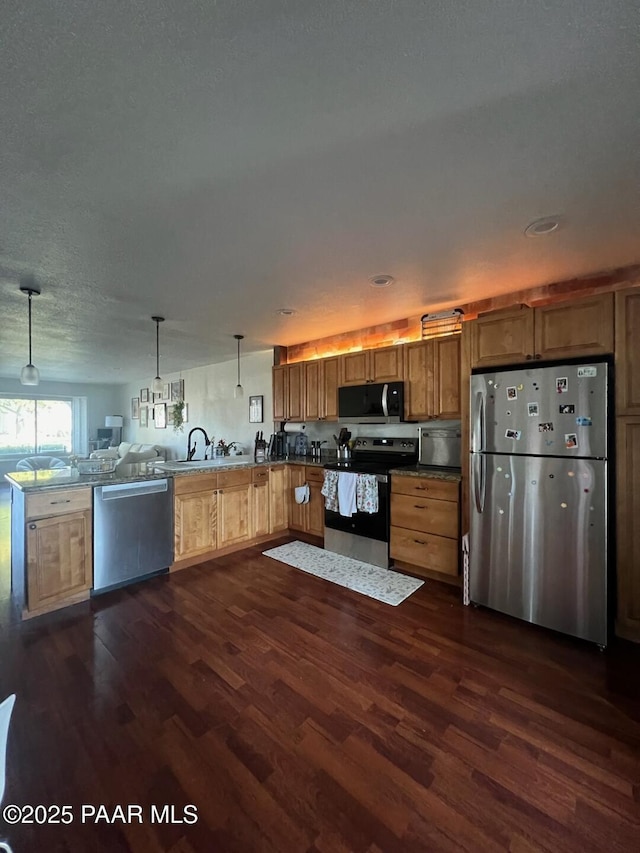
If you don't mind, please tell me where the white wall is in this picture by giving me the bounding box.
[116,351,275,459]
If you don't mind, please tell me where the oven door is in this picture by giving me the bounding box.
[324,473,389,542]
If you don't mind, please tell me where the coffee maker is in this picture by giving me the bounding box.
[268,422,289,458]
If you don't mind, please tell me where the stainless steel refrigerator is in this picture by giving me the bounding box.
[469,359,610,647]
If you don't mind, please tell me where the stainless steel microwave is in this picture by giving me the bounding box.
[338,382,404,423]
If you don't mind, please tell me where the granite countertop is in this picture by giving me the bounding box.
[390,465,462,482]
[4,463,175,492]
[4,456,330,492]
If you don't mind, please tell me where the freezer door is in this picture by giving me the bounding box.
[470,362,608,457]
[469,453,607,645]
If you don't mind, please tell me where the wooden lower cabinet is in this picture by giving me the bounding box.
[174,473,218,561]
[26,509,92,613]
[251,468,270,538]
[287,465,306,531]
[216,468,253,549]
[305,467,325,537]
[390,475,460,579]
[616,417,640,641]
[269,465,288,533]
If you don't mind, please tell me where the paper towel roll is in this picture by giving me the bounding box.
[283,422,305,433]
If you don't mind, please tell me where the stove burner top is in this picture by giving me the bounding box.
[324,435,419,475]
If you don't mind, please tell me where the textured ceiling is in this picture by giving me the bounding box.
[1,0,639,384]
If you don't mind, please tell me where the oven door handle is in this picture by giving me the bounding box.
[382,383,389,417]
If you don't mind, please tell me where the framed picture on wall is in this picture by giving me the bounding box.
[163,382,170,400]
[249,395,263,423]
[154,403,166,429]
[131,397,140,419]
[170,379,184,402]
[140,406,148,428]
[140,388,149,403]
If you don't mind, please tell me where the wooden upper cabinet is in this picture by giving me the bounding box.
[615,287,640,416]
[469,293,614,368]
[273,363,305,422]
[433,336,461,419]
[404,336,461,420]
[304,361,322,421]
[469,306,535,368]
[321,356,339,420]
[340,345,404,385]
[534,293,614,360]
[272,365,287,422]
[286,362,305,422]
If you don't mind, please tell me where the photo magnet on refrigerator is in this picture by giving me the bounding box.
[539,422,554,432]
[556,377,568,393]
[559,404,575,414]
[527,402,539,416]
[506,386,517,400]
[505,428,522,440]
[577,366,597,378]
[565,433,578,449]
[576,416,592,426]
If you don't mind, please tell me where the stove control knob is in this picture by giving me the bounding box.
[361,440,367,445]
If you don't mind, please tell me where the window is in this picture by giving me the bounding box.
[0,396,87,458]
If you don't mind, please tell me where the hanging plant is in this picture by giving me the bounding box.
[171,400,185,433]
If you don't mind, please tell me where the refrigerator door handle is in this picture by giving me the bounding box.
[472,391,485,452]
[473,453,486,513]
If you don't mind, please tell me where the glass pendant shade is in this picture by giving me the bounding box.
[152,375,164,394]
[233,334,244,399]
[20,363,40,386]
[19,283,40,386]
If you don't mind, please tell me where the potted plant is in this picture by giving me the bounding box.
[171,400,185,433]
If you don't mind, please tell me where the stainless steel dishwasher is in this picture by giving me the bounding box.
[93,478,174,593]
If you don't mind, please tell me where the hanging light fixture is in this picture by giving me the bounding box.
[151,316,165,395]
[234,334,244,399]
[20,280,41,386]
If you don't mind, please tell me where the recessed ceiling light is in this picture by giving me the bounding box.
[369,274,395,288]
[524,216,562,237]
[276,307,296,316]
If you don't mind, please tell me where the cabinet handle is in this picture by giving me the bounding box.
[415,485,427,491]
[413,504,425,509]
[29,524,36,530]
[218,489,223,494]
[535,353,542,360]
[525,354,533,360]
[51,499,71,504]
[414,538,426,545]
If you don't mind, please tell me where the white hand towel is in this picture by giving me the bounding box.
[294,484,310,504]
[337,471,358,517]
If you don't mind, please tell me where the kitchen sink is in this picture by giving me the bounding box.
[153,458,253,471]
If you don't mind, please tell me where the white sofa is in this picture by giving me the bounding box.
[89,442,165,467]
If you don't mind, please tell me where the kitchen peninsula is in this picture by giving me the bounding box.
[4,458,325,620]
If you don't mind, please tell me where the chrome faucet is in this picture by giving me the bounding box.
[186,427,211,461]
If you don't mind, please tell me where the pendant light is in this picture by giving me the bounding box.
[151,316,165,395]
[234,334,244,399]
[20,281,41,386]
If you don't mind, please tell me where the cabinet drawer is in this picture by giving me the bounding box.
[252,467,269,484]
[390,527,459,576]
[392,475,459,502]
[218,467,251,489]
[305,466,324,483]
[26,487,92,520]
[174,473,218,496]
[391,493,458,539]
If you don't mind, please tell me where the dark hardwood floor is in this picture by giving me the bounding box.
[0,491,639,851]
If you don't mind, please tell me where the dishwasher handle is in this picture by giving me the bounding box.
[95,479,170,501]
